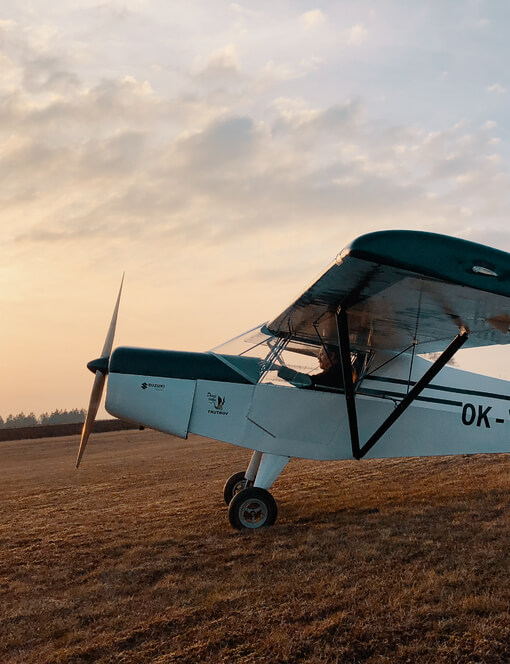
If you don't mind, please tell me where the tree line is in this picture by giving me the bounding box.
[0,409,86,428]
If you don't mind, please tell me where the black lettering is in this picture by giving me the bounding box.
[476,405,492,428]
[462,403,476,426]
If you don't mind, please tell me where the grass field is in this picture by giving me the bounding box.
[2,430,510,663]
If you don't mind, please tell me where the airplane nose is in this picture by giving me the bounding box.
[87,356,109,375]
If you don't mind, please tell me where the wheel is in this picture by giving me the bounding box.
[223,471,248,505]
[228,487,278,530]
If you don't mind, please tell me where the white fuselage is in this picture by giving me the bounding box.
[105,352,510,461]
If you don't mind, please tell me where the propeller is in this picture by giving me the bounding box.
[76,275,124,468]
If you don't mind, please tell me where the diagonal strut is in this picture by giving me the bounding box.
[336,308,469,460]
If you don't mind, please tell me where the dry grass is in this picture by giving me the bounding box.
[2,430,510,663]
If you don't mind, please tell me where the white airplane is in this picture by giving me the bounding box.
[77,230,510,530]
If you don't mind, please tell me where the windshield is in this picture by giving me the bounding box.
[210,324,271,357]
[209,324,286,384]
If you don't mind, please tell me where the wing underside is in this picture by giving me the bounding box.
[266,231,510,354]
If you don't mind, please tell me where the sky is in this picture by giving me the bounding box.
[2,0,510,418]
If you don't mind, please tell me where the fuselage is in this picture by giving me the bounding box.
[104,347,510,461]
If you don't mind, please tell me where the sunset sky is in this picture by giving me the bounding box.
[2,1,510,418]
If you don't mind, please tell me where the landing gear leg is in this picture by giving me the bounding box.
[228,453,289,530]
[223,450,263,505]
[253,453,289,490]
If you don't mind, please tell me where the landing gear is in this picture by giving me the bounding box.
[224,452,288,530]
[228,487,278,530]
[223,471,249,505]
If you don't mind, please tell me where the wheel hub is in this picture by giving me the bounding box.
[232,479,246,496]
[238,498,268,528]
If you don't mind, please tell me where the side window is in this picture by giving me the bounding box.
[259,342,373,391]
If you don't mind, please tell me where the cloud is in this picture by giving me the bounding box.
[22,56,80,94]
[173,116,260,176]
[78,130,148,175]
[0,75,160,137]
[89,2,132,23]
[254,59,318,88]
[300,10,326,28]
[271,99,365,152]
[194,44,242,83]
[487,83,507,94]
[346,24,368,45]
[6,93,509,259]
[0,19,80,96]
[2,13,510,278]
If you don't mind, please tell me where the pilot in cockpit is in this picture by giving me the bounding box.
[277,344,345,390]
[309,345,344,388]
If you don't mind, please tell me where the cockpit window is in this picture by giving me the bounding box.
[210,325,373,390]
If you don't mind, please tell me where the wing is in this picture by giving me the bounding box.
[266,230,510,354]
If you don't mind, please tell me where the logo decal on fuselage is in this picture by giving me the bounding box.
[141,382,165,391]
[207,392,228,415]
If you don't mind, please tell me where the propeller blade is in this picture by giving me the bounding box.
[76,275,124,468]
[76,371,105,467]
[101,273,124,358]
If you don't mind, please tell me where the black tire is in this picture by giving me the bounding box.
[223,471,247,505]
[228,487,278,530]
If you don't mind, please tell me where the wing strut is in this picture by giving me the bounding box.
[336,308,469,460]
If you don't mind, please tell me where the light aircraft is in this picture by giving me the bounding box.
[77,230,510,530]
